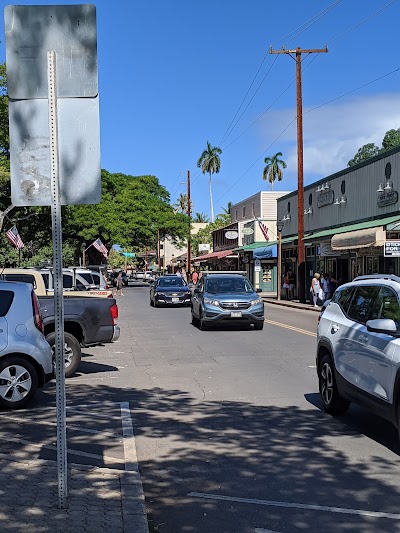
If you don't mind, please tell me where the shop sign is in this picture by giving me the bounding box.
[225,231,239,239]
[320,243,340,257]
[199,243,210,252]
[242,256,249,264]
[242,227,254,235]
[384,240,400,257]
[254,259,261,272]
[317,190,334,208]
[377,190,398,207]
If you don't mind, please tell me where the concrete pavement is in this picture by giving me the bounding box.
[262,294,322,313]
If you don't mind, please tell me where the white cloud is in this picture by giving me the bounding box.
[259,93,400,183]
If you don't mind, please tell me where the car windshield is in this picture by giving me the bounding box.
[205,277,253,294]
[157,277,185,287]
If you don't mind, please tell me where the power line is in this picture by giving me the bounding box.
[271,0,342,47]
[327,0,398,44]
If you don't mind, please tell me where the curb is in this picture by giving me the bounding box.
[262,297,321,313]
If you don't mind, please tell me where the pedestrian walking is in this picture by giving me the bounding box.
[310,272,323,307]
[321,273,330,300]
[114,271,124,296]
[282,272,290,300]
[191,270,199,284]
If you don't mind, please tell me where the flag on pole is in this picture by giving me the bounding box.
[6,226,24,249]
[92,238,108,257]
[256,218,269,241]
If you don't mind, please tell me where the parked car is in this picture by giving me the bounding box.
[149,275,192,307]
[317,274,400,440]
[0,281,54,409]
[191,273,264,330]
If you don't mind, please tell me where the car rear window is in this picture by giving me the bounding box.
[1,273,37,288]
[0,290,14,316]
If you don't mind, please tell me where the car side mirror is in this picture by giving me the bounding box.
[366,318,397,334]
[256,288,262,293]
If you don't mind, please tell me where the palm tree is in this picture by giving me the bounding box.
[174,193,193,214]
[193,212,209,223]
[197,141,222,223]
[222,201,232,215]
[262,152,287,190]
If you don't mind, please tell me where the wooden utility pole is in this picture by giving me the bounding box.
[187,170,191,276]
[157,229,161,270]
[269,46,327,302]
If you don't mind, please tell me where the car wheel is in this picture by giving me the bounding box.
[199,312,208,331]
[191,310,199,326]
[0,356,38,409]
[47,332,82,378]
[254,321,264,330]
[318,353,350,415]
[154,299,159,308]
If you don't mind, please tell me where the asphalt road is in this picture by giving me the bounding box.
[2,283,400,533]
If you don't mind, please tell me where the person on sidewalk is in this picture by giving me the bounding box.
[114,271,124,296]
[321,273,330,300]
[310,272,322,307]
[282,272,290,300]
[191,270,199,285]
[288,269,296,300]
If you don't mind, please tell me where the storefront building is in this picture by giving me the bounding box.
[277,145,400,300]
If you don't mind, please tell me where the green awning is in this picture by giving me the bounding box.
[303,214,400,242]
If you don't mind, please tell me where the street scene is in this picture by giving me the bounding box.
[2,1,400,533]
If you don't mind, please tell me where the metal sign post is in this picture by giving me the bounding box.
[48,51,68,509]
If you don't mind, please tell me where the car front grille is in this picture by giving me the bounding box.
[219,302,251,310]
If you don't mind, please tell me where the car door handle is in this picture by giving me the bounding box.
[331,324,339,333]
[358,334,369,343]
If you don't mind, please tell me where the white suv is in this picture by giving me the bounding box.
[317,274,400,439]
[0,281,54,409]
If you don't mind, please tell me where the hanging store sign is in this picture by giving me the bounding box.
[384,240,400,257]
[377,191,398,208]
[242,227,254,235]
[317,190,334,208]
[199,243,210,252]
[225,231,239,239]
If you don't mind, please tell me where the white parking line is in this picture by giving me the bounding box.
[188,492,400,520]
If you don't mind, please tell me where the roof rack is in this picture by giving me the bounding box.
[353,274,400,284]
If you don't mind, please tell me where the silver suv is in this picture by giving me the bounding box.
[0,281,54,409]
[317,274,400,438]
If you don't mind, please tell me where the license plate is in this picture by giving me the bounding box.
[230,311,242,318]
[172,297,180,303]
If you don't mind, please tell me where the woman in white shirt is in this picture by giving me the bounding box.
[311,272,321,307]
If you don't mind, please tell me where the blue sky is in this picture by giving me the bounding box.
[1,0,400,220]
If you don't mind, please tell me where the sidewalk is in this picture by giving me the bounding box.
[261,294,322,313]
[0,453,148,533]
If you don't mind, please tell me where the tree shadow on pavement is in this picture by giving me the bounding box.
[41,382,400,533]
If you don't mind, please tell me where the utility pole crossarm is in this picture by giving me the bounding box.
[269,46,328,55]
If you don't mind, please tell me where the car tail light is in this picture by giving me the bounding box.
[110,303,118,325]
[32,291,44,333]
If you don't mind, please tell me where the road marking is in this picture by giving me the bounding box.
[265,319,317,337]
[188,492,400,520]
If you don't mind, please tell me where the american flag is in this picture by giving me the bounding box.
[6,226,24,249]
[92,238,108,257]
[256,218,269,241]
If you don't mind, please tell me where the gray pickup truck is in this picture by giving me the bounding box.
[0,269,120,377]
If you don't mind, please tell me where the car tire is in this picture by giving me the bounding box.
[254,321,264,330]
[318,353,350,415]
[191,311,199,326]
[0,356,38,409]
[154,299,159,308]
[46,332,82,378]
[199,312,208,331]
[150,298,154,307]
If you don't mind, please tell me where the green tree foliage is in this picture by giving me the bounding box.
[348,127,400,167]
[197,141,222,223]
[107,248,125,269]
[381,128,400,151]
[191,213,230,257]
[64,171,188,251]
[348,143,380,167]
[193,212,209,223]
[262,152,287,190]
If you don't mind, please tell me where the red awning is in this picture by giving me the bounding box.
[192,249,237,262]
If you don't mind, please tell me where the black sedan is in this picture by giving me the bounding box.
[150,275,192,307]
